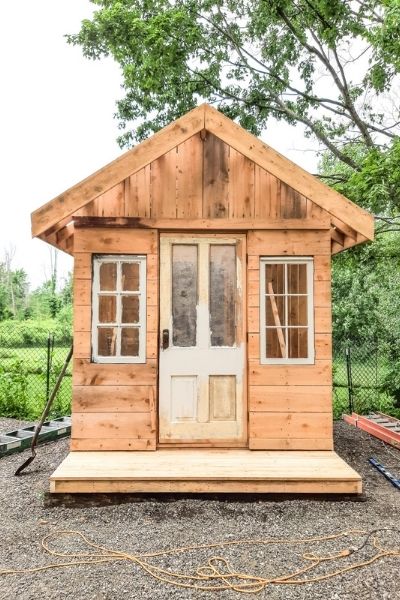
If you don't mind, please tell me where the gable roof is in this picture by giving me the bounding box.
[31,103,374,243]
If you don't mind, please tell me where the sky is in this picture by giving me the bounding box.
[0,1,319,291]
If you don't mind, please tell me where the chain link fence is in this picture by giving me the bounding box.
[0,322,72,421]
[333,337,399,418]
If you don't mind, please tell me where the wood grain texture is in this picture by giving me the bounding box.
[249,439,334,450]
[203,132,230,218]
[176,134,203,218]
[204,104,374,240]
[249,360,332,386]
[248,230,331,256]
[73,359,157,386]
[72,385,155,413]
[31,105,205,237]
[71,439,156,451]
[150,148,177,217]
[72,412,154,439]
[249,385,332,412]
[50,449,361,494]
[249,412,333,439]
[74,228,157,254]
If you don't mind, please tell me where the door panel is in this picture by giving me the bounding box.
[159,235,246,444]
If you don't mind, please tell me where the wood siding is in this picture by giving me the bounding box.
[76,133,321,222]
[247,229,333,450]
[71,229,158,451]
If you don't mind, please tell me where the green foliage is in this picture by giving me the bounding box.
[68,0,399,169]
[0,359,28,418]
[0,319,72,348]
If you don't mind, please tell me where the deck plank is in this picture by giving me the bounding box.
[50,450,361,493]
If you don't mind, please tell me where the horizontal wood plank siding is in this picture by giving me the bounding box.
[72,228,158,451]
[247,228,333,450]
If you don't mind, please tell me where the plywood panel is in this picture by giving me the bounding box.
[229,149,255,218]
[125,166,151,217]
[203,133,229,218]
[176,134,203,218]
[72,385,154,412]
[74,228,157,254]
[150,148,177,217]
[249,412,332,439]
[72,412,153,439]
[249,360,332,386]
[73,359,157,386]
[249,385,332,412]
[248,230,331,256]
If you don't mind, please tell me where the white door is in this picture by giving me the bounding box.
[159,235,246,444]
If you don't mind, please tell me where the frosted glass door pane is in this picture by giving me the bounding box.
[210,245,236,347]
[172,245,198,347]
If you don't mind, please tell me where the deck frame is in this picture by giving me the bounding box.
[50,449,362,494]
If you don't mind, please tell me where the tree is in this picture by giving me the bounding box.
[68,0,400,170]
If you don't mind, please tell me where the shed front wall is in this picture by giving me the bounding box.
[70,226,333,452]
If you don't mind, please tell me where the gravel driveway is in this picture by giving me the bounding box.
[0,419,399,600]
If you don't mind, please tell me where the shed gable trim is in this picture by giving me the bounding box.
[31,105,206,238]
[204,106,374,241]
[31,103,374,242]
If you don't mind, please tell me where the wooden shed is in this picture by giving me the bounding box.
[31,104,374,494]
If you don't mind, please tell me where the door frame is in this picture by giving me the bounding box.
[157,232,248,448]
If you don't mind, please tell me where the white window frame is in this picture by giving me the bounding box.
[92,254,146,364]
[259,257,314,365]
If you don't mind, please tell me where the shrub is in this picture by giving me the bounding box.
[0,359,29,418]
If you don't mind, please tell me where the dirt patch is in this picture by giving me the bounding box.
[0,421,399,599]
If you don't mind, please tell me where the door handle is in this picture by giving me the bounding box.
[162,329,170,350]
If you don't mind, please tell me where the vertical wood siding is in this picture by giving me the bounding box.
[75,132,318,220]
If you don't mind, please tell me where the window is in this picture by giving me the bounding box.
[260,257,314,364]
[92,255,146,363]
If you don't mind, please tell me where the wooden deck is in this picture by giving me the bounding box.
[50,450,362,494]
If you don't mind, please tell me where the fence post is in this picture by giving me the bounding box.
[345,346,354,414]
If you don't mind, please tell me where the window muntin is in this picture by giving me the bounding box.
[260,258,314,364]
[92,255,146,363]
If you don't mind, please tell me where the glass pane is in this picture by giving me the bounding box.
[122,262,140,291]
[98,295,116,323]
[122,295,140,323]
[288,295,308,326]
[210,245,236,347]
[265,294,285,326]
[288,328,308,358]
[288,263,307,294]
[121,327,139,356]
[172,245,198,347]
[98,327,117,356]
[99,262,117,291]
[265,263,285,295]
[266,328,286,359]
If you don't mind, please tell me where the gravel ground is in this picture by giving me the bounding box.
[0,420,400,600]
